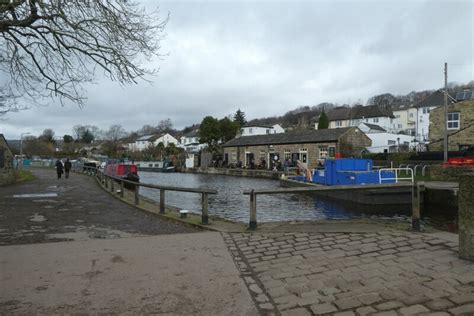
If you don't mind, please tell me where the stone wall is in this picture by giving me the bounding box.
[339,128,372,157]
[223,142,337,170]
[459,174,474,261]
[429,165,474,181]
[429,100,474,151]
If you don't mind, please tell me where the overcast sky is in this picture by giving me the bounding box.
[1,0,473,139]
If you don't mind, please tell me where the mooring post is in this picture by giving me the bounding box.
[202,193,209,224]
[159,189,165,214]
[120,180,124,198]
[459,174,474,261]
[411,181,421,231]
[249,190,257,230]
[134,185,139,205]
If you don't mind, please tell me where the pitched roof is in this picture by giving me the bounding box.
[243,124,274,128]
[0,134,12,152]
[361,123,386,132]
[350,105,394,119]
[414,90,453,108]
[326,105,394,121]
[184,130,199,138]
[223,127,353,147]
[326,107,351,121]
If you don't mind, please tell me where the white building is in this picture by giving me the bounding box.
[392,105,417,136]
[323,105,398,133]
[132,133,179,151]
[179,130,207,153]
[240,124,285,137]
[358,123,416,153]
[413,90,451,144]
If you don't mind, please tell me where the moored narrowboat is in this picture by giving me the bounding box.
[104,162,140,190]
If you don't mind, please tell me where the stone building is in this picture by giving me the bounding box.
[0,134,16,185]
[429,99,474,151]
[222,127,371,170]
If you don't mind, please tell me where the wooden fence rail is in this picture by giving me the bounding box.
[244,182,423,231]
[75,166,217,225]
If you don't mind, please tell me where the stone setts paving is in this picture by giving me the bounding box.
[223,231,474,315]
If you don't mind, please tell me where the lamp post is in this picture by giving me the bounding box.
[20,132,30,169]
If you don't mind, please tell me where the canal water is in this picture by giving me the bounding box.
[138,171,456,227]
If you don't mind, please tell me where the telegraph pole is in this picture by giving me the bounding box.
[443,63,448,162]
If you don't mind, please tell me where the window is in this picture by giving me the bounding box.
[422,107,430,114]
[284,149,291,160]
[328,147,336,158]
[336,120,342,127]
[396,114,401,118]
[398,124,402,129]
[249,128,253,134]
[390,118,394,124]
[409,113,414,118]
[388,140,396,145]
[373,118,379,123]
[447,112,460,130]
[266,129,270,134]
[319,146,328,158]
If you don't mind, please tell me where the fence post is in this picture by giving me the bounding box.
[412,181,421,231]
[159,189,165,214]
[202,193,209,224]
[105,176,108,188]
[249,190,257,230]
[459,174,474,261]
[120,180,124,198]
[134,185,139,205]
[110,178,114,193]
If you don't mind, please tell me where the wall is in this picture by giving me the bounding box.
[429,100,474,151]
[338,128,372,157]
[365,133,415,153]
[0,137,16,186]
[224,142,337,170]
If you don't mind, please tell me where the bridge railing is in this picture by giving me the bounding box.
[74,166,217,225]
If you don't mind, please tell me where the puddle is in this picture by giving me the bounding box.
[14,193,58,198]
[29,213,47,222]
[32,199,58,203]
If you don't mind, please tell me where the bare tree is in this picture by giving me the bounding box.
[0,0,168,111]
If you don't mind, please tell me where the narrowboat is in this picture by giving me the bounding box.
[104,162,140,190]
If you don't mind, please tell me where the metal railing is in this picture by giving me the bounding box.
[74,166,217,225]
[378,168,414,184]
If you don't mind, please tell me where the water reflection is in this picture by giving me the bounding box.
[138,171,455,227]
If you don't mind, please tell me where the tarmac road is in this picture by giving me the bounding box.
[0,169,201,245]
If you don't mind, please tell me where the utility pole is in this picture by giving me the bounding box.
[443,62,448,162]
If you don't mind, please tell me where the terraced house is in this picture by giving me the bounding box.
[429,91,474,151]
[222,127,371,169]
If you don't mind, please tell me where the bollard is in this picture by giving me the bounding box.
[159,189,165,214]
[249,190,257,230]
[202,193,209,224]
[459,174,474,261]
[411,181,423,232]
[134,185,139,205]
[120,180,124,198]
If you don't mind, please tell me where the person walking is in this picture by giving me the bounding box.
[55,159,64,179]
[64,158,72,179]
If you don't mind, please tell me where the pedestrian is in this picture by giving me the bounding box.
[64,158,72,179]
[55,159,64,179]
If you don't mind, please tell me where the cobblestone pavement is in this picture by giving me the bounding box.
[223,231,474,315]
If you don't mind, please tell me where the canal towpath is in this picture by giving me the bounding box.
[0,169,258,315]
[1,169,473,315]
